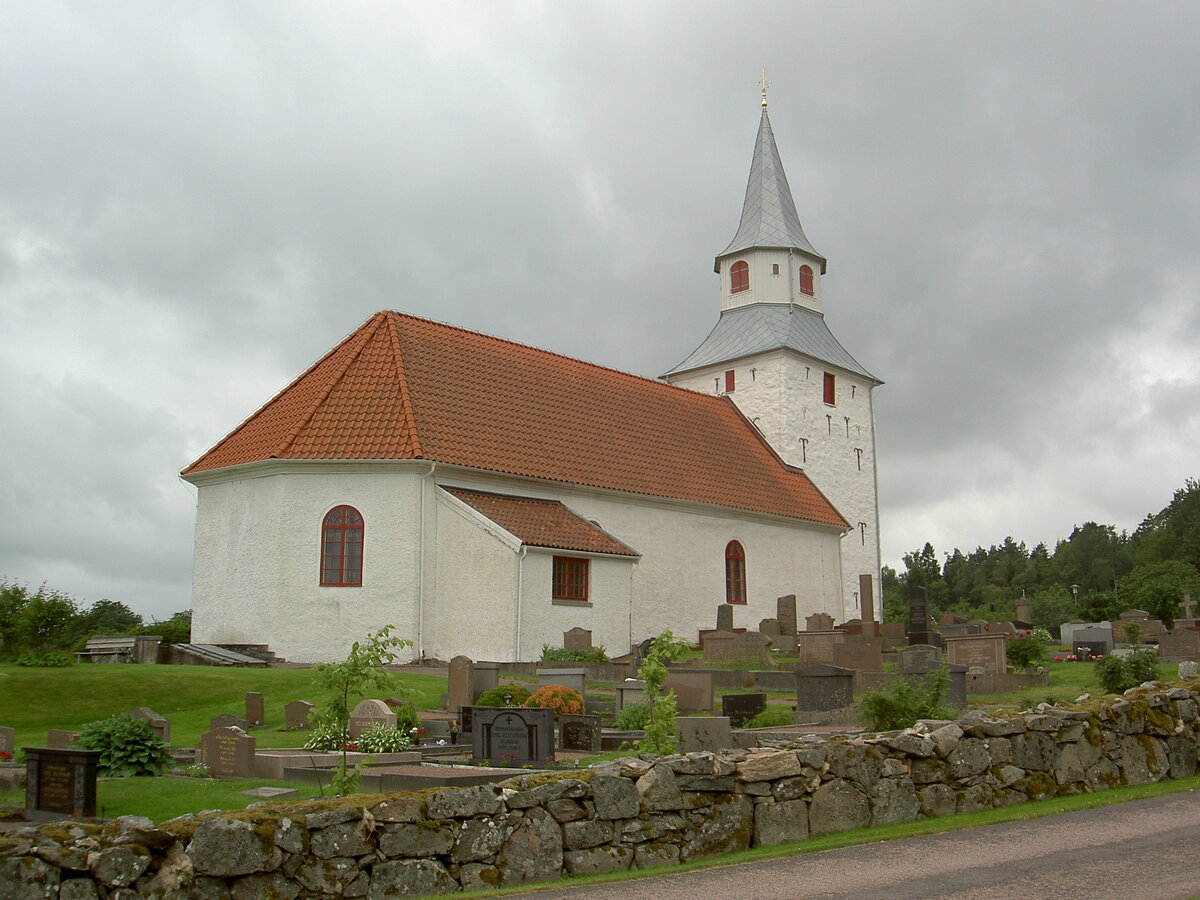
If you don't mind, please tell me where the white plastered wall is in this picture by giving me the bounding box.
[717,249,823,314]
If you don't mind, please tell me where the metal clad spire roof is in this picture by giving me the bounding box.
[716,108,826,272]
[664,304,880,383]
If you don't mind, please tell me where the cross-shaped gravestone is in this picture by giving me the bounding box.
[1180,596,1197,619]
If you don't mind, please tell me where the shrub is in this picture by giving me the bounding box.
[615,701,651,730]
[540,645,608,663]
[356,723,412,753]
[745,706,794,729]
[634,630,691,755]
[1006,634,1046,671]
[16,651,73,667]
[1031,626,1053,644]
[860,666,956,731]
[76,713,171,777]
[524,684,585,717]
[1096,650,1159,694]
[476,684,531,707]
[392,703,421,734]
[303,718,351,752]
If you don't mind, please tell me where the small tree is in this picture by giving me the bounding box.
[311,625,412,794]
[634,630,690,755]
[1006,634,1046,671]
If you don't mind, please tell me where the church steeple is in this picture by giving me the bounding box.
[716,107,826,273]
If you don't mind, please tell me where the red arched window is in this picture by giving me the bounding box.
[799,265,814,296]
[321,505,364,586]
[731,260,749,294]
[725,540,747,605]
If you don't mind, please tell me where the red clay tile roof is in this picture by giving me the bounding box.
[443,488,640,557]
[183,311,847,529]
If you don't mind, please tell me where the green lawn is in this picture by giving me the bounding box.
[0,663,447,752]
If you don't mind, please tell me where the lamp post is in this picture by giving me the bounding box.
[1071,584,1080,606]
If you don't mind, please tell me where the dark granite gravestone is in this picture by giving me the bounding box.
[1072,641,1107,660]
[794,663,855,711]
[458,706,476,736]
[777,594,798,635]
[908,586,933,645]
[716,604,735,632]
[210,713,252,732]
[284,700,314,729]
[721,693,767,728]
[128,707,170,744]
[563,627,592,651]
[473,707,554,766]
[558,714,601,752]
[245,692,265,727]
[24,747,99,822]
[201,726,256,777]
[447,656,474,715]
[1072,626,1114,656]
[472,662,500,701]
[677,717,733,753]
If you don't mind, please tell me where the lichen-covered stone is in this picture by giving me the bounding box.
[772,774,819,801]
[876,733,935,758]
[621,813,685,843]
[369,859,456,898]
[910,756,952,784]
[545,797,588,822]
[990,764,1026,789]
[294,857,361,896]
[58,879,100,900]
[310,821,372,859]
[91,845,150,887]
[634,841,680,868]
[426,784,501,819]
[496,807,563,886]
[917,783,956,818]
[753,798,808,846]
[680,793,752,860]
[808,780,869,837]
[947,737,991,779]
[930,723,963,758]
[955,782,994,813]
[450,817,507,864]
[1117,734,1170,784]
[590,774,639,820]
[677,774,735,792]
[636,764,686,811]
[378,822,455,859]
[563,845,633,875]
[188,819,283,878]
[229,871,301,900]
[456,863,501,892]
[273,817,305,854]
[562,818,614,851]
[1167,734,1199,778]
[304,807,360,830]
[825,744,881,791]
[371,796,422,823]
[1010,731,1059,771]
[870,778,919,826]
[735,750,806,783]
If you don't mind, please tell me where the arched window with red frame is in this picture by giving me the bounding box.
[321,505,364,586]
[725,540,747,605]
[730,260,749,293]
[799,265,814,296]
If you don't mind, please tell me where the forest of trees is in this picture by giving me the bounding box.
[882,479,1200,630]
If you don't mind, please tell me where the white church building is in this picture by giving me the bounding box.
[182,98,881,663]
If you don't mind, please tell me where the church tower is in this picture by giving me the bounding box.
[664,90,883,622]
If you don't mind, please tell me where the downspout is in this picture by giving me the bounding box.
[418,462,437,660]
[515,546,528,662]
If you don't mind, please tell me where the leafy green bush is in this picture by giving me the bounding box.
[745,706,794,729]
[16,651,73,667]
[76,713,171,776]
[860,667,956,731]
[303,718,351,752]
[524,684,585,717]
[634,630,690,755]
[392,703,421,734]
[1095,650,1159,694]
[476,684,531,707]
[540,645,608,663]
[356,723,412,753]
[1006,635,1046,671]
[615,701,651,730]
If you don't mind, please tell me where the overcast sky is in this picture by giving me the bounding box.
[2,2,1198,620]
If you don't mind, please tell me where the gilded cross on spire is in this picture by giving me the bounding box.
[760,68,771,108]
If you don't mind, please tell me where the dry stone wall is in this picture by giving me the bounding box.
[4,680,1200,898]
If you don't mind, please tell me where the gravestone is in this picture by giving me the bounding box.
[1015,596,1032,623]
[1059,622,1111,649]
[880,622,906,643]
[128,707,171,743]
[46,730,79,749]
[284,700,314,730]
[458,706,477,736]
[558,714,602,752]
[0,726,15,757]
[859,574,876,622]
[794,630,844,665]
[940,613,968,626]
[447,656,474,715]
[614,680,646,712]
[795,663,855,711]
[805,612,834,632]
[201,726,256,777]
[23,747,100,822]
[472,662,500,702]
[1180,597,1198,620]
[898,644,941,675]
[908,586,933,645]
[903,660,968,710]
[716,604,735,632]
[348,699,396,740]
[834,639,883,672]
[211,713,252,732]
[473,707,554,766]
[944,633,1008,675]
[701,631,739,661]
[663,671,715,714]
[1157,628,1200,660]
[721,693,767,728]
[777,594,798,635]
[1071,625,1114,657]
[1179,661,1198,679]
[563,627,592,651]
[245,692,265,727]
[759,618,782,637]
[735,632,773,666]
[535,668,586,695]
[677,717,733,753]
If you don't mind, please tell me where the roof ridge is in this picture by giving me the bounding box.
[269,313,382,459]
[383,312,423,458]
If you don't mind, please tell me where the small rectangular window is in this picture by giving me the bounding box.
[771,263,780,275]
[823,372,835,405]
[553,556,589,602]
[725,369,735,392]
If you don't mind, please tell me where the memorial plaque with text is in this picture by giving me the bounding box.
[24,747,99,821]
[721,693,767,728]
[201,726,256,777]
[558,714,601,752]
[473,707,554,766]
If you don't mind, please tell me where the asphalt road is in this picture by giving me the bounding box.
[505,790,1200,900]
